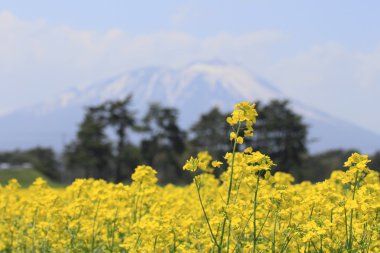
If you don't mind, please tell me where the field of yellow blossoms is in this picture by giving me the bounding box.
[0,102,379,252]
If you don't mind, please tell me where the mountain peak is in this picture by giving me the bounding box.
[0,62,379,153]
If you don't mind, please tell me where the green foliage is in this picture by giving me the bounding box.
[369,151,380,172]
[302,149,359,182]
[189,107,231,159]
[0,150,27,164]
[104,95,136,181]
[0,147,60,181]
[91,95,136,182]
[2,96,378,186]
[63,110,113,180]
[120,143,143,181]
[189,100,309,181]
[141,103,187,183]
[64,95,139,182]
[0,168,62,188]
[24,147,60,180]
[249,100,308,178]
[64,97,379,184]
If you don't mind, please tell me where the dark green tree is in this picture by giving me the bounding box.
[141,103,186,183]
[90,95,136,182]
[0,150,28,165]
[249,100,308,178]
[64,110,112,180]
[0,148,59,180]
[189,107,231,159]
[302,149,359,182]
[25,147,60,180]
[370,151,380,172]
[120,143,143,182]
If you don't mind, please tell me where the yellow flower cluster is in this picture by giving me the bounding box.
[227,101,258,143]
[0,156,378,252]
[183,151,219,174]
[0,102,378,252]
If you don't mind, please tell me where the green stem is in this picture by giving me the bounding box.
[257,209,271,239]
[231,211,256,252]
[252,172,261,253]
[172,231,177,253]
[195,179,220,250]
[227,219,232,253]
[348,170,359,251]
[219,122,241,252]
[280,234,293,253]
[153,235,158,253]
[272,212,277,253]
[227,122,241,205]
[110,208,118,253]
[344,207,349,248]
[91,199,101,252]
[32,208,38,253]
[330,209,333,241]
[134,233,141,249]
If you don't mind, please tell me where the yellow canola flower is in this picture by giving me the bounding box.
[0,153,377,252]
[236,136,244,144]
[183,156,199,172]
[183,151,214,173]
[0,101,378,253]
[226,101,258,126]
[131,165,157,185]
[230,131,237,141]
[226,101,258,139]
[344,152,371,173]
[197,151,212,171]
[211,160,223,168]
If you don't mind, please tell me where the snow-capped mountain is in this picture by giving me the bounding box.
[0,61,379,154]
[23,62,283,118]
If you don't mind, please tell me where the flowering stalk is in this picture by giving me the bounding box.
[343,153,370,252]
[348,170,359,251]
[219,122,241,252]
[194,177,220,250]
[252,172,261,253]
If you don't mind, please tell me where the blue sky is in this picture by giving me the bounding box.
[0,1,380,133]
[2,1,379,48]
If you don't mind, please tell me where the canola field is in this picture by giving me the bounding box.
[0,102,379,252]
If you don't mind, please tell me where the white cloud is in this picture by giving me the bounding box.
[266,42,380,134]
[0,10,379,134]
[0,11,284,109]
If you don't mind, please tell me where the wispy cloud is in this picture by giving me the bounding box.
[267,42,380,133]
[0,10,379,133]
[0,10,284,98]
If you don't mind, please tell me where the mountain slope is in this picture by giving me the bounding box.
[0,62,379,154]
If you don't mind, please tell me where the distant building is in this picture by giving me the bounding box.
[0,163,10,170]
[0,162,33,170]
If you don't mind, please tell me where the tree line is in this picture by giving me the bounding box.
[1,95,379,184]
[62,96,310,183]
